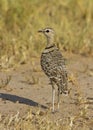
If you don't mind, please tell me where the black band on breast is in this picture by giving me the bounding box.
[45,44,55,49]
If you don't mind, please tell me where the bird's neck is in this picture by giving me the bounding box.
[46,37,54,48]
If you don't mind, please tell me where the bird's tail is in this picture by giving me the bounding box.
[58,73,68,94]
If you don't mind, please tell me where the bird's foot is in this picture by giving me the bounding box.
[52,109,59,114]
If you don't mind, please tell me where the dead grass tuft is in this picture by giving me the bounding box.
[0,104,92,130]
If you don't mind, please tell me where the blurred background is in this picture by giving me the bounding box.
[0,0,93,69]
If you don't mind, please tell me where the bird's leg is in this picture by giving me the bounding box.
[57,88,60,111]
[51,82,55,113]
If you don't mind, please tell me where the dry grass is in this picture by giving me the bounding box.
[0,75,11,89]
[0,0,93,69]
[0,102,92,130]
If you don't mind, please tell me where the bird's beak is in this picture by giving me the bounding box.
[38,29,44,33]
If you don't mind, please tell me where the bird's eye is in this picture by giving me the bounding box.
[46,30,49,33]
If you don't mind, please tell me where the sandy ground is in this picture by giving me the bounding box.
[0,54,93,128]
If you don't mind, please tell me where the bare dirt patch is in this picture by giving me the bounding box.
[0,54,93,129]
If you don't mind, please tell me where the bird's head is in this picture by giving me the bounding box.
[38,28,55,39]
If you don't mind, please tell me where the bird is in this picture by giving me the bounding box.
[38,28,68,112]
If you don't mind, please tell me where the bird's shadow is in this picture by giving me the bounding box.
[0,93,47,109]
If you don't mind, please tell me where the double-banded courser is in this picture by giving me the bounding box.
[38,28,68,112]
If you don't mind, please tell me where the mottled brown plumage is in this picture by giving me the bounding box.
[38,28,68,112]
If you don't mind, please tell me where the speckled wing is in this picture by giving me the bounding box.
[40,45,68,93]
